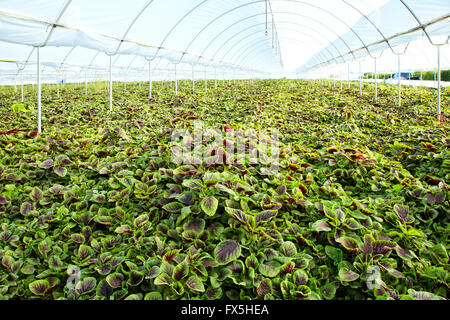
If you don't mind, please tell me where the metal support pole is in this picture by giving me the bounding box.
[192,65,195,92]
[437,46,441,121]
[204,66,207,91]
[340,64,343,90]
[149,60,152,99]
[175,64,178,95]
[215,68,217,89]
[397,55,401,107]
[57,76,60,98]
[21,71,24,103]
[374,59,377,102]
[37,47,42,134]
[347,64,350,89]
[85,71,87,96]
[109,55,113,111]
[359,61,362,96]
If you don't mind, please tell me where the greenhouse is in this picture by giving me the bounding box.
[0,0,449,302]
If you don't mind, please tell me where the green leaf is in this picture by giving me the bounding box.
[325,245,343,263]
[173,261,189,281]
[182,179,203,190]
[256,278,272,298]
[311,219,331,232]
[214,240,241,265]
[30,187,43,202]
[154,273,171,286]
[144,292,162,300]
[40,159,55,169]
[201,196,219,216]
[338,268,359,282]
[162,201,184,213]
[280,241,297,257]
[321,283,336,300]
[106,272,124,288]
[128,270,145,286]
[75,277,97,295]
[96,279,113,298]
[258,261,281,278]
[29,279,49,296]
[186,275,205,293]
[54,166,68,177]
[134,214,149,229]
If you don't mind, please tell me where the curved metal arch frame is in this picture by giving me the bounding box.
[399,0,450,47]
[170,0,372,65]
[3,0,447,78]
[237,42,324,74]
[201,11,354,63]
[217,21,346,66]
[238,44,324,73]
[234,38,330,71]
[227,25,338,67]
[235,36,327,70]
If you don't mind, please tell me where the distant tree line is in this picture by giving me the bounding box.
[362,69,450,81]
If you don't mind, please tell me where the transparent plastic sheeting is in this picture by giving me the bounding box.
[297,38,450,80]
[0,0,449,83]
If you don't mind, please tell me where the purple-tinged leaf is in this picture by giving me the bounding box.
[311,219,331,232]
[134,214,149,229]
[106,272,124,288]
[96,264,112,276]
[206,287,223,300]
[75,277,96,295]
[128,270,144,286]
[96,279,113,298]
[57,155,72,165]
[29,279,49,296]
[48,255,63,269]
[321,283,336,300]
[183,218,205,235]
[338,268,359,282]
[182,179,203,190]
[115,225,132,234]
[21,264,35,275]
[71,233,85,244]
[257,279,272,297]
[214,240,241,265]
[201,196,219,216]
[344,218,363,230]
[293,269,309,286]
[154,273,171,286]
[2,255,13,269]
[30,187,43,202]
[162,201,184,213]
[54,166,68,177]
[336,237,359,253]
[40,159,54,169]
[144,292,162,300]
[255,210,278,224]
[20,202,33,215]
[258,261,281,278]
[408,289,445,300]
[0,195,9,205]
[186,275,205,293]
[77,245,91,261]
[172,261,189,281]
[147,266,161,279]
[280,241,297,257]
[94,215,113,225]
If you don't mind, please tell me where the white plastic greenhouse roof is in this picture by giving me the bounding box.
[0,0,449,82]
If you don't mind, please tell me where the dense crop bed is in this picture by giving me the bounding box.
[0,79,448,300]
